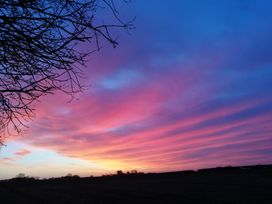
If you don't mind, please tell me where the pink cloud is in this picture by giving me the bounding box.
[1,157,13,162]
[15,85,272,173]
[15,149,31,157]
[7,38,272,173]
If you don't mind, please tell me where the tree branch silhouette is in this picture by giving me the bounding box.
[0,0,133,142]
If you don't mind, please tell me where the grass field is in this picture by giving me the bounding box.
[1,165,272,204]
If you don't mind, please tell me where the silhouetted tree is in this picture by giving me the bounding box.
[130,169,138,174]
[0,0,133,141]
[66,173,73,177]
[16,173,26,178]
[116,170,124,175]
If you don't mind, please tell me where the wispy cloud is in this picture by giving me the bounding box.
[3,0,272,176]
[15,149,31,157]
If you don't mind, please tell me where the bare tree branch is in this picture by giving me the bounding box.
[0,0,134,143]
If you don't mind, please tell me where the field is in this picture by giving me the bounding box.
[1,165,272,204]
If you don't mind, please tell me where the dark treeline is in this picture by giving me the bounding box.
[1,164,272,204]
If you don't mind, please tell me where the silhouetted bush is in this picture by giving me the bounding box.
[117,170,124,175]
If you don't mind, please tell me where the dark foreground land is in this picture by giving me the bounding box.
[1,165,272,204]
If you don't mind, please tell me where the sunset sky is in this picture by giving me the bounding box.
[1,0,272,179]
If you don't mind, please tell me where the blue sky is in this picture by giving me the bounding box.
[0,0,272,179]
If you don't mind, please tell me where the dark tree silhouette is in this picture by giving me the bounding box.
[0,0,133,142]
[116,170,124,175]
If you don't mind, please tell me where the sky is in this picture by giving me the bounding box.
[1,0,272,179]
